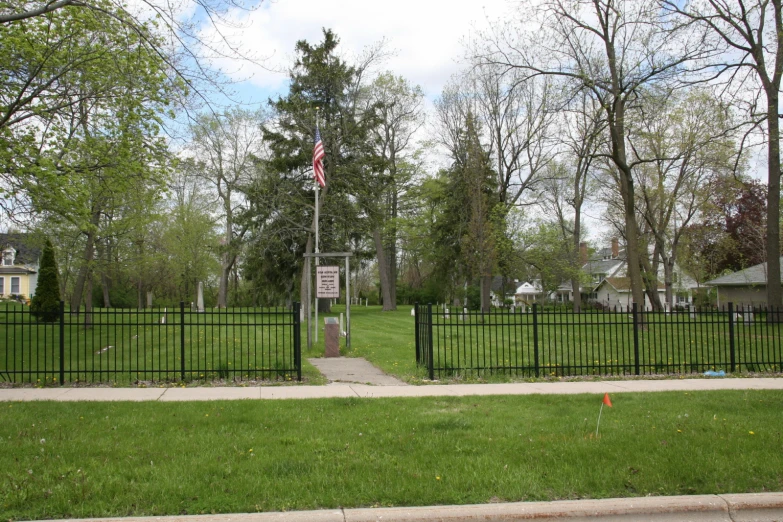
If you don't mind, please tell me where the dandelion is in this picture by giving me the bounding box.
[436,476,441,481]
[749,431,755,435]
[40,439,45,444]
[677,429,682,433]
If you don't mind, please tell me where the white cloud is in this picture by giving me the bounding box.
[197,0,512,99]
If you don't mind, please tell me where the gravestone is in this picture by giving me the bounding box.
[197,282,205,312]
[324,317,340,357]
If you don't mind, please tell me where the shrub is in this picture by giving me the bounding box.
[30,238,61,322]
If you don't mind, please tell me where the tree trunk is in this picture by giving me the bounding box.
[374,228,394,311]
[84,265,93,329]
[480,274,492,313]
[663,258,674,309]
[765,89,782,320]
[70,230,95,314]
[572,207,583,313]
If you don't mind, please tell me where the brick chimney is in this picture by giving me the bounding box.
[579,242,588,265]
[611,237,619,259]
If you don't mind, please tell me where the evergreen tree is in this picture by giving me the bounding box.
[30,238,61,322]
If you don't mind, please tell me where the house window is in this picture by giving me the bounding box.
[0,277,4,295]
[10,277,20,294]
[2,250,13,266]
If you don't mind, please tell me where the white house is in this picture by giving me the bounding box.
[557,238,699,309]
[514,280,545,305]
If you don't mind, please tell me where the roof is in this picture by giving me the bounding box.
[582,258,624,277]
[0,233,42,266]
[515,281,543,295]
[0,266,37,274]
[491,276,518,294]
[597,277,665,293]
[706,257,783,287]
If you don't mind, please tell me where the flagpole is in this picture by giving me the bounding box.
[314,109,320,344]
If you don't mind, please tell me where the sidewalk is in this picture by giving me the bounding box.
[1,377,781,402]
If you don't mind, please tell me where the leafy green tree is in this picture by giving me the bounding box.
[260,29,379,339]
[30,238,61,322]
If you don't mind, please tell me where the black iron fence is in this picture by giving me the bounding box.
[0,302,301,384]
[414,303,783,379]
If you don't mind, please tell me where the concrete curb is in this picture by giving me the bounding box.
[44,493,783,521]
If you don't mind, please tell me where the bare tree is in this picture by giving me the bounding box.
[364,72,424,311]
[630,88,740,309]
[189,108,266,307]
[662,0,783,313]
[540,90,606,312]
[476,0,713,311]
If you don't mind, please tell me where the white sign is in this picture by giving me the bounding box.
[317,266,340,298]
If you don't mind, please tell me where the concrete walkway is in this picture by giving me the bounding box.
[308,356,408,385]
[1,377,781,402]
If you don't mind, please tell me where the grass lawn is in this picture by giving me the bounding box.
[318,305,783,382]
[1,390,781,520]
[309,304,426,382]
[0,303,326,385]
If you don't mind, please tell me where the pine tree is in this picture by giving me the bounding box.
[30,238,61,322]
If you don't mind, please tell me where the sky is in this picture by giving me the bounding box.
[192,0,512,106]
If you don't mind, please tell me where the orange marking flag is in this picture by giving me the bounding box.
[603,393,613,407]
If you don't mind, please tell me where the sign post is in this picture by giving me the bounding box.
[305,252,352,350]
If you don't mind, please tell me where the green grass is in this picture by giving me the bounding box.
[4,302,781,385]
[311,304,426,382]
[1,390,781,519]
[0,303,325,385]
[323,305,782,382]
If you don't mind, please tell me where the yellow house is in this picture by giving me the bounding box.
[0,234,40,300]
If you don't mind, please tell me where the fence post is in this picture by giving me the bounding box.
[414,303,420,365]
[294,302,302,381]
[427,303,434,380]
[533,304,540,378]
[728,302,735,373]
[632,303,640,376]
[180,302,186,381]
[59,301,65,385]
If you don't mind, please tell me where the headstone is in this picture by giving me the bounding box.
[197,282,205,312]
[444,307,449,319]
[461,307,468,321]
[743,305,754,324]
[410,308,415,317]
[324,317,340,357]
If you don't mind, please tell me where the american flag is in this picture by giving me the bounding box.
[313,127,325,188]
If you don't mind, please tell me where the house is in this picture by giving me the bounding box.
[490,276,519,307]
[555,239,626,303]
[557,238,699,309]
[0,233,41,300]
[705,257,783,307]
[514,280,545,305]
